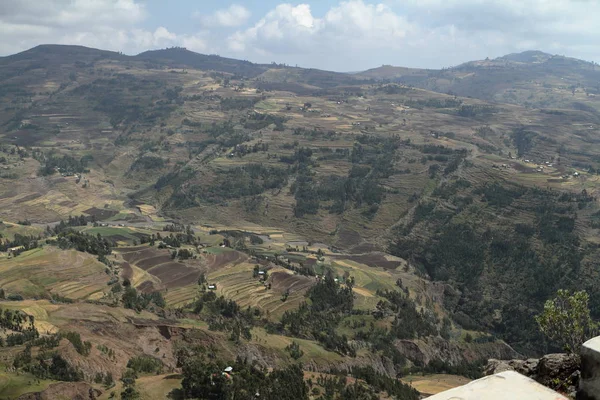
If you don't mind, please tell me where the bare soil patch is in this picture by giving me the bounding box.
[10,129,45,146]
[118,247,204,289]
[83,207,119,220]
[137,255,173,270]
[120,247,163,264]
[120,262,133,280]
[58,200,78,207]
[349,242,382,254]
[137,280,158,292]
[269,271,315,294]
[204,250,247,271]
[110,234,131,242]
[335,227,362,248]
[17,382,101,400]
[14,193,42,203]
[334,253,401,270]
[0,190,18,199]
[147,262,202,289]
[511,162,534,173]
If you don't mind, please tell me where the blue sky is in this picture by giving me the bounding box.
[1,0,599,71]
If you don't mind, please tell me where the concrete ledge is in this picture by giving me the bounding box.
[578,336,600,400]
[426,370,568,400]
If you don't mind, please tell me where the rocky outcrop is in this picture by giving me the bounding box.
[486,353,580,397]
[394,336,520,366]
[485,357,539,376]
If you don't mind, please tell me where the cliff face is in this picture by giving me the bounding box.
[395,336,520,366]
[486,353,580,398]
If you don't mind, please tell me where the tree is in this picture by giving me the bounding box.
[535,289,598,353]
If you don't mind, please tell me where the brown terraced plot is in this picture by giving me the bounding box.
[117,246,248,292]
[117,247,204,291]
[203,250,247,271]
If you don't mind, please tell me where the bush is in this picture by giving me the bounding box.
[127,355,163,374]
[63,332,92,356]
[285,341,304,360]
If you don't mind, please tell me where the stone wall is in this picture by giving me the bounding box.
[578,336,600,400]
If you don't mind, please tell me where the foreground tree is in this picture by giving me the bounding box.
[535,289,598,353]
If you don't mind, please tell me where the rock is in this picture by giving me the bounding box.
[395,336,520,367]
[536,353,580,388]
[485,353,580,395]
[485,358,539,377]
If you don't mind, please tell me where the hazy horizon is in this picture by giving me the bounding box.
[0,43,586,73]
[1,0,599,71]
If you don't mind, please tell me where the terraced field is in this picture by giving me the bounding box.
[328,256,402,310]
[0,247,110,300]
[208,263,316,319]
[117,246,206,292]
[80,226,153,243]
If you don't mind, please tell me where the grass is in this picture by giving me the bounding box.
[80,226,146,242]
[203,246,235,255]
[250,327,343,364]
[329,258,397,310]
[97,374,182,400]
[0,222,44,240]
[0,363,57,399]
[0,299,61,334]
[0,247,109,300]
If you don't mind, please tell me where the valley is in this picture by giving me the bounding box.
[1,45,600,399]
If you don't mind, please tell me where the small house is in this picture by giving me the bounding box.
[208,284,217,290]
[8,246,25,254]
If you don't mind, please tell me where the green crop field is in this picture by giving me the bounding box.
[0,363,57,399]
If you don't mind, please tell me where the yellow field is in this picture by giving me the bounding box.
[0,247,110,300]
[401,374,471,395]
[207,263,312,319]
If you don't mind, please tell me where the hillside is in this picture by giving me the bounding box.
[1,44,600,399]
[356,50,600,111]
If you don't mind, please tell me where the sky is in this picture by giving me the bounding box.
[1,0,599,71]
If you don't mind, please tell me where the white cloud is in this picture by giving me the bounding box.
[226,1,422,69]
[224,0,600,70]
[197,4,251,28]
[0,0,208,56]
[0,0,599,70]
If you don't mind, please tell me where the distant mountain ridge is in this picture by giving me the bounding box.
[355,50,600,109]
[1,44,599,109]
